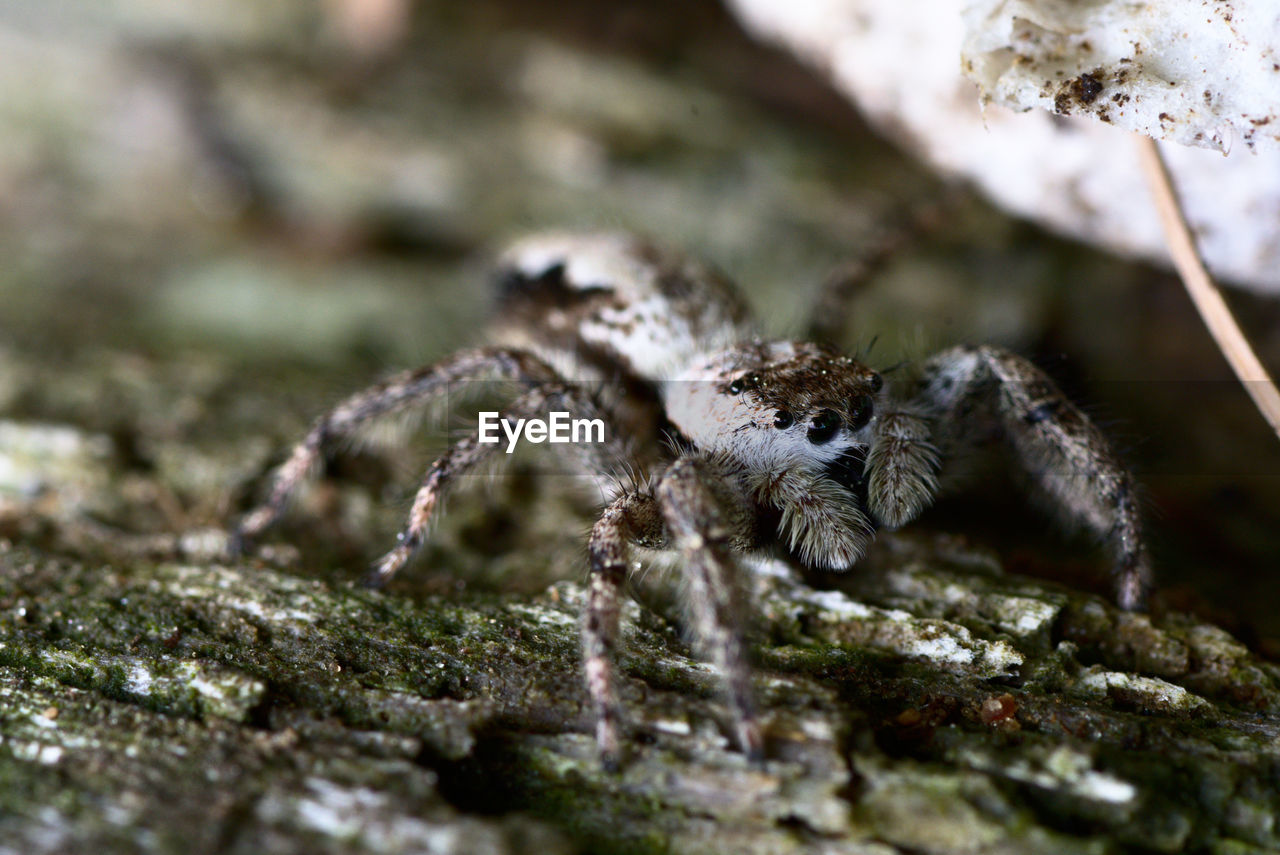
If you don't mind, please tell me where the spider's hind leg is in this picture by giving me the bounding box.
[367,382,633,586]
[916,345,1150,610]
[807,190,959,346]
[234,347,559,551]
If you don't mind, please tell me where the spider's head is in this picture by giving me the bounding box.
[664,341,884,568]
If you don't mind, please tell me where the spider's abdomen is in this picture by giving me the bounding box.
[489,233,753,385]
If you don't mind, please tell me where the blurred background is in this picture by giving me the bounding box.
[1,0,1277,638]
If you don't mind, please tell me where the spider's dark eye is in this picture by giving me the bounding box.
[773,411,794,429]
[728,373,759,395]
[869,373,884,393]
[806,409,840,444]
[849,395,874,430]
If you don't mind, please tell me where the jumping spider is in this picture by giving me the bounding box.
[235,232,1149,765]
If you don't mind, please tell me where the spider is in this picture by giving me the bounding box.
[234,231,1150,766]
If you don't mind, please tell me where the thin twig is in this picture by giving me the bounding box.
[1135,134,1280,441]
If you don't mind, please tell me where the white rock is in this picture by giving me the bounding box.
[965,0,1280,153]
[726,0,1280,292]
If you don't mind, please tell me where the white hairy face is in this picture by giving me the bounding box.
[665,352,863,472]
[665,342,880,474]
[661,341,886,568]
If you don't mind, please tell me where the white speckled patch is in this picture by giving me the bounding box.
[1076,668,1210,712]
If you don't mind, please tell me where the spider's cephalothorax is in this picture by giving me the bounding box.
[235,232,1150,765]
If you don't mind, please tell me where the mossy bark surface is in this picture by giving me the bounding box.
[4,517,1280,854]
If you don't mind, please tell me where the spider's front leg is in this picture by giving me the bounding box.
[655,456,762,761]
[583,491,666,768]
[233,347,559,551]
[918,345,1150,610]
[583,457,762,766]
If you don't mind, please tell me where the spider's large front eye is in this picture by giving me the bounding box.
[773,411,794,429]
[849,395,874,430]
[807,409,840,444]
